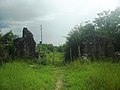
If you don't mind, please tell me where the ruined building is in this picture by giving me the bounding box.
[14,28,36,58]
[82,35,115,59]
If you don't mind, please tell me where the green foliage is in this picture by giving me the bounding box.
[0,61,56,90]
[65,8,120,61]
[1,31,14,45]
[0,45,4,57]
[0,31,14,62]
[62,61,120,90]
[94,8,120,51]
[65,23,95,61]
[55,45,65,52]
[37,44,54,53]
[0,58,120,90]
[37,43,65,53]
[46,52,64,66]
[36,43,64,65]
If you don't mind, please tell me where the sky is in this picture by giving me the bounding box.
[0,0,120,46]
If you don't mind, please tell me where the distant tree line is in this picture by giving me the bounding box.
[64,8,120,62]
[37,43,64,53]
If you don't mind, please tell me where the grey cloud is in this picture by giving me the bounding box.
[0,0,57,31]
[0,0,57,21]
[0,0,119,45]
[0,21,9,28]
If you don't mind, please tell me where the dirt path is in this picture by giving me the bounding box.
[55,75,63,90]
[55,68,64,90]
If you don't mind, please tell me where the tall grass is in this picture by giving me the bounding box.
[0,56,120,90]
[63,61,120,90]
[46,52,64,66]
[0,61,56,90]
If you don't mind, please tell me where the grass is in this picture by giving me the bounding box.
[63,61,120,90]
[0,54,120,90]
[0,61,57,90]
[46,52,64,66]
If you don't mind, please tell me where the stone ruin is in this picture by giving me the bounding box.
[81,35,115,59]
[14,27,36,58]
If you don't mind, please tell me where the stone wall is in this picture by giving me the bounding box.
[14,28,36,58]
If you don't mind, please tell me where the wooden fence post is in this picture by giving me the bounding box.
[52,50,55,65]
[70,48,72,60]
[78,45,81,57]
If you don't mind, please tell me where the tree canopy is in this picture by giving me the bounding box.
[65,8,120,61]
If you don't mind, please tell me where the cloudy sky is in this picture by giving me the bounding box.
[0,0,120,45]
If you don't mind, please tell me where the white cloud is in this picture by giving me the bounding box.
[0,0,119,45]
[36,13,57,21]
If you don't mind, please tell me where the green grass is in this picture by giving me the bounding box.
[46,52,64,66]
[0,55,120,90]
[0,61,58,90]
[63,61,120,90]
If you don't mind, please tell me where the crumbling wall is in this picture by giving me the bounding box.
[83,36,115,59]
[14,27,36,58]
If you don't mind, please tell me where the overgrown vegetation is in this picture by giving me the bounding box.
[0,8,120,90]
[65,8,120,61]
[0,61,57,90]
[0,59,120,90]
[46,52,64,66]
[63,61,120,90]
[0,31,14,63]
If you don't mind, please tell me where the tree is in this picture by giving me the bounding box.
[65,22,95,61]
[0,31,14,60]
[94,8,120,51]
[64,8,120,62]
